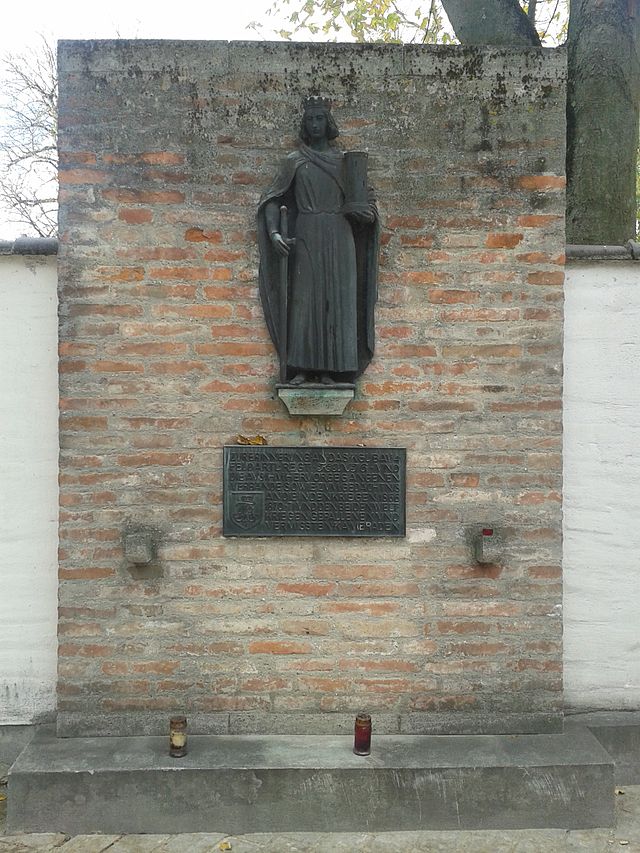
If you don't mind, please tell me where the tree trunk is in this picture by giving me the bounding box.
[441,0,540,46]
[566,0,640,243]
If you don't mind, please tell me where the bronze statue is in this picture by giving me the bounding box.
[257,97,379,387]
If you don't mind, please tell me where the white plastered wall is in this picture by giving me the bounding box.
[0,254,58,722]
[563,260,640,710]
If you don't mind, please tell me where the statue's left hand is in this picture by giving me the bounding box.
[349,207,375,224]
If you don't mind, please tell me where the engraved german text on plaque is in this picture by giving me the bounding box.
[223,446,406,537]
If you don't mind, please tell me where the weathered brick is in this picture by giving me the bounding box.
[485,232,523,248]
[118,208,153,224]
[527,271,565,286]
[517,175,566,191]
[248,641,312,655]
[102,188,185,203]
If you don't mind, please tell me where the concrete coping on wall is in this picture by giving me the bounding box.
[566,241,640,260]
[0,237,58,256]
[1,238,638,260]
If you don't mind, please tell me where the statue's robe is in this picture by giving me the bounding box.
[257,144,379,381]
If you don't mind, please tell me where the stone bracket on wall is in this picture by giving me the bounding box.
[276,384,355,416]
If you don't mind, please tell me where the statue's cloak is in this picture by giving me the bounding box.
[257,146,379,380]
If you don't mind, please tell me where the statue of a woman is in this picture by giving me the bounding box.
[257,97,379,386]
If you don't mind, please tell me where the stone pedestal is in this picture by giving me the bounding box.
[8,726,614,834]
[277,383,355,416]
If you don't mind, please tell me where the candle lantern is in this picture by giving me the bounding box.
[169,715,188,757]
[353,712,372,756]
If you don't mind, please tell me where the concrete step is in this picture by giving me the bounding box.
[7,725,614,835]
[568,711,640,785]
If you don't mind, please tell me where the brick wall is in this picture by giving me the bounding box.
[57,41,566,736]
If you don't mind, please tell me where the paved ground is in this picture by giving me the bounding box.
[1,775,639,853]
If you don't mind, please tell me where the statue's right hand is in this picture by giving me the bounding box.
[270,232,290,257]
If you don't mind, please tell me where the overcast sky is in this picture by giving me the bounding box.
[0,1,295,52]
[0,1,304,237]
[0,1,563,237]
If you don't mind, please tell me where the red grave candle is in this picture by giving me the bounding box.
[353,712,372,756]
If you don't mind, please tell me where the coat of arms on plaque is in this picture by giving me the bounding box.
[228,491,264,531]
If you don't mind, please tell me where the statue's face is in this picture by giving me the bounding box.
[304,107,328,141]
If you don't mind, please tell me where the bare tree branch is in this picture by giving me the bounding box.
[0,34,58,237]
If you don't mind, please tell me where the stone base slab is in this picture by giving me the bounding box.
[8,725,613,834]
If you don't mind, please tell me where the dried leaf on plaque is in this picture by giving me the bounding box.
[236,434,267,445]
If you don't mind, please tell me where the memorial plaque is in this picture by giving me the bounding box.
[223,446,405,537]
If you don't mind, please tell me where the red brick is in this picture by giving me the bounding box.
[59,644,111,657]
[527,271,564,286]
[92,361,144,373]
[203,248,246,262]
[118,208,153,224]
[440,308,520,322]
[446,563,503,580]
[122,417,192,429]
[60,416,108,431]
[117,452,193,467]
[276,582,335,597]
[114,342,188,356]
[409,472,446,487]
[103,189,185,203]
[96,266,145,282]
[59,152,97,165]
[515,490,561,505]
[184,227,223,242]
[447,642,509,656]
[148,266,209,280]
[59,168,108,184]
[517,175,566,190]
[404,271,451,285]
[198,342,272,356]
[528,565,561,579]
[442,344,522,358]
[132,661,181,674]
[399,234,435,247]
[516,251,563,264]
[101,662,129,675]
[322,601,400,616]
[118,247,190,261]
[517,214,563,227]
[59,568,116,580]
[249,641,312,655]
[58,343,96,357]
[280,619,331,637]
[485,232,523,248]
[428,289,479,304]
[339,582,420,598]
[437,621,491,635]
[140,152,184,164]
[232,171,259,184]
[381,345,437,358]
[386,215,424,228]
[58,621,104,636]
[149,360,208,374]
[511,659,563,672]
[449,473,480,487]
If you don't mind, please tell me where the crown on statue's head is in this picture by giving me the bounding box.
[303,95,332,112]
